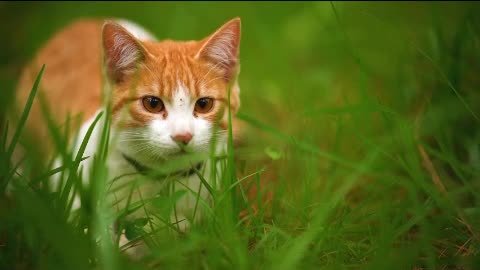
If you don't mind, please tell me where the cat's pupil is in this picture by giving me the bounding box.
[198,98,207,108]
[149,97,159,108]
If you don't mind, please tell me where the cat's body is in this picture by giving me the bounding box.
[14,17,244,256]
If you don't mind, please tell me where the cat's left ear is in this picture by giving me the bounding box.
[195,17,241,81]
[102,21,151,83]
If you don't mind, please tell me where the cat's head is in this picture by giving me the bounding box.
[101,18,242,165]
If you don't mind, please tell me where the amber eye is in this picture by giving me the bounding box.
[142,96,164,113]
[194,97,214,113]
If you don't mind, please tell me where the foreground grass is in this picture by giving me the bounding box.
[1,2,480,270]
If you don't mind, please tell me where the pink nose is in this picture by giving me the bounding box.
[171,133,192,144]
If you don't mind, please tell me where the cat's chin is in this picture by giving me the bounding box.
[166,148,210,161]
[131,147,208,163]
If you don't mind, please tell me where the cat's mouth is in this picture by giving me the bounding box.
[170,149,187,157]
[167,144,211,161]
[123,139,207,162]
[171,147,192,157]
[174,143,196,155]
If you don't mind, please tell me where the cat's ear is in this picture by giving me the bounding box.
[195,17,241,81]
[102,21,149,83]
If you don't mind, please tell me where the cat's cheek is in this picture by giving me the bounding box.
[191,118,213,149]
[149,119,177,147]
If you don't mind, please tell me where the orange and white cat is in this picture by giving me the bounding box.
[14,17,244,255]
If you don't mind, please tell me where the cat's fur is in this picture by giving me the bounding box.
[14,17,244,256]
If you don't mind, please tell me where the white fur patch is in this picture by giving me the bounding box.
[49,109,104,212]
[116,19,158,42]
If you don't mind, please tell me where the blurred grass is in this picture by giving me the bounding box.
[1,1,480,269]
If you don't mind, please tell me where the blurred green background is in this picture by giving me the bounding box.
[1,1,480,269]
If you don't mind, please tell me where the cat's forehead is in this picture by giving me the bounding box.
[136,41,227,99]
[144,40,200,57]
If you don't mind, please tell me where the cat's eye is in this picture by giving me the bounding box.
[142,96,164,113]
[194,97,214,113]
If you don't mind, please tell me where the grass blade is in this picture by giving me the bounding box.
[6,65,45,160]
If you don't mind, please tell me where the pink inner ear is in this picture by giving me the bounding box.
[196,18,241,80]
[102,22,144,83]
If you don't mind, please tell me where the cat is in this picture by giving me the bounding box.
[13,17,244,257]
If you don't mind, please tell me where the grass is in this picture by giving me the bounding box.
[1,1,480,269]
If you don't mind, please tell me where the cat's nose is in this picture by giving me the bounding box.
[171,132,193,145]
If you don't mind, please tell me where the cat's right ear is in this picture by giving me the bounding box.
[195,17,241,81]
[102,21,148,83]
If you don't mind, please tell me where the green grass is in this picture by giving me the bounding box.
[1,1,480,269]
